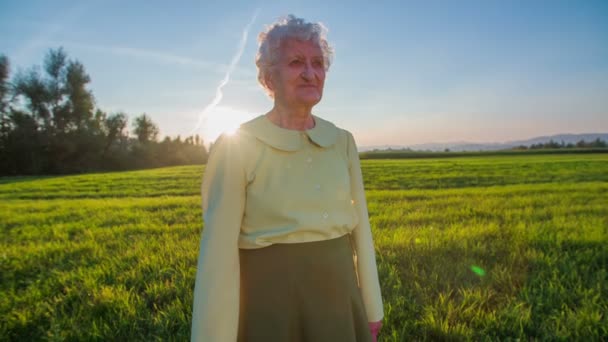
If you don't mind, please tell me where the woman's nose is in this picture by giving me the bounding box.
[301,63,314,80]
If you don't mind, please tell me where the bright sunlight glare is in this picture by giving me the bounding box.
[202,106,257,143]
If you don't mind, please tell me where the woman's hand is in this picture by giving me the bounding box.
[368,320,382,342]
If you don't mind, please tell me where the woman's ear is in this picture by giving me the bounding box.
[264,70,274,92]
[263,70,276,98]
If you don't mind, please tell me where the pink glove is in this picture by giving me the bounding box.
[368,320,382,342]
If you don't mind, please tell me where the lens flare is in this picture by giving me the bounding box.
[470,265,486,277]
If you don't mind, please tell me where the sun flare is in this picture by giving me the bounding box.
[202,106,257,143]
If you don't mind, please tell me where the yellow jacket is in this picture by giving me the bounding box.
[191,114,384,341]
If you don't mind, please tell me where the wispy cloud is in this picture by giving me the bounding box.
[11,2,90,64]
[83,43,220,70]
[34,40,230,72]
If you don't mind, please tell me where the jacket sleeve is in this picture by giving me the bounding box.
[346,131,384,323]
[191,133,247,342]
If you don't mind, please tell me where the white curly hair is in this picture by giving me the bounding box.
[255,14,335,98]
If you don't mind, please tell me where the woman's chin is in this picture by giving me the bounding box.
[295,94,322,107]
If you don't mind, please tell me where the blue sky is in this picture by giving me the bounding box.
[1,0,607,147]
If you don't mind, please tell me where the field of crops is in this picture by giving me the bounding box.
[1,154,607,340]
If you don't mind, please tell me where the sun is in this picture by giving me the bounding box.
[202,106,257,143]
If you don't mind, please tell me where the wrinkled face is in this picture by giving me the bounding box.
[266,39,326,108]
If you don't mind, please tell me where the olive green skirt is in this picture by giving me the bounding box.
[237,234,372,342]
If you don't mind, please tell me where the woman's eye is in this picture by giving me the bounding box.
[313,61,324,68]
[289,60,302,66]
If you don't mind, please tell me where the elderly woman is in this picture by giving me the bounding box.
[191,15,384,342]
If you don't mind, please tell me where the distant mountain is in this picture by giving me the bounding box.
[360,133,608,152]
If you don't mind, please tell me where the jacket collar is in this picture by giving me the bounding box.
[240,114,338,151]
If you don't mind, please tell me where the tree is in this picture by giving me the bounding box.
[591,138,607,148]
[7,48,103,173]
[545,139,561,149]
[0,55,12,150]
[2,47,208,174]
[3,109,44,174]
[65,60,95,132]
[12,47,96,134]
[44,47,68,127]
[0,54,13,174]
[133,113,159,144]
[0,55,10,115]
[12,67,51,128]
[103,112,128,153]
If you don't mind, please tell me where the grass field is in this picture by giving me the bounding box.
[1,154,607,340]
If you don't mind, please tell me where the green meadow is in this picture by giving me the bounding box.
[1,154,607,340]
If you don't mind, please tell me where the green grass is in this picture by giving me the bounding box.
[361,154,608,190]
[1,154,607,340]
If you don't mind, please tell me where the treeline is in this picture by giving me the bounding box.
[512,138,607,150]
[360,148,608,160]
[360,139,608,160]
[0,48,208,176]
